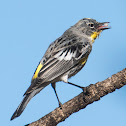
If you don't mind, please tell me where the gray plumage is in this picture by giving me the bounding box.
[11,18,110,120]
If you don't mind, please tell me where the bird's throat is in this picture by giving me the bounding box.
[91,31,102,42]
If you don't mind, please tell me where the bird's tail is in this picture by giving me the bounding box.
[11,87,43,120]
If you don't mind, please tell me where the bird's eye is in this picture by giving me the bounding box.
[88,23,94,28]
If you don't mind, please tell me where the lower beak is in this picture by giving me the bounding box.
[97,22,110,30]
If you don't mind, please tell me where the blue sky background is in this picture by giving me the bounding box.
[0,0,126,126]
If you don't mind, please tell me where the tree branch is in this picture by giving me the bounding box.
[27,68,126,126]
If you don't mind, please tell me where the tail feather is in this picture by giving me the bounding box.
[11,87,43,120]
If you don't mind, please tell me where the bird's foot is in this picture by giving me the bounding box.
[59,101,63,109]
[82,87,89,103]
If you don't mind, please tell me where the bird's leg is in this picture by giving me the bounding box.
[67,81,84,89]
[51,83,62,108]
[67,82,88,102]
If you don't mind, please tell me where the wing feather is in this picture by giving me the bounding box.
[38,42,92,83]
[25,36,92,95]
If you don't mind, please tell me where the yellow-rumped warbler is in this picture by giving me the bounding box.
[11,18,110,120]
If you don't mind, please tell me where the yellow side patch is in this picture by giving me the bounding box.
[80,56,88,65]
[32,63,43,79]
[91,31,101,42]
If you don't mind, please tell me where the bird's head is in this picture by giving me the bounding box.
[74,18,110,42]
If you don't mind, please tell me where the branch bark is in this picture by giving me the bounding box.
[27,68,126,126]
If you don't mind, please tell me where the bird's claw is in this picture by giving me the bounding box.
[82,87,88,103]
[59,101,63,109]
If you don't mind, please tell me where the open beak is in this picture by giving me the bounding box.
[97,22,110,31]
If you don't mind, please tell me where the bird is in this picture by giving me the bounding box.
[11,18,110,120]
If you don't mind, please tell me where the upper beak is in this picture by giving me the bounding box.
[97,22,110,30]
